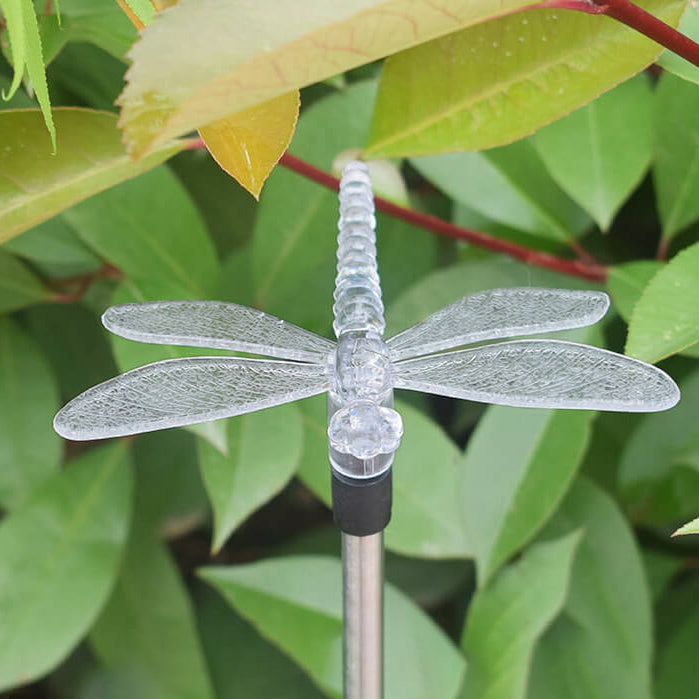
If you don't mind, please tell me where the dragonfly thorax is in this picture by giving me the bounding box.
[332,330,393,403]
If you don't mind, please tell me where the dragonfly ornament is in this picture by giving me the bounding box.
[54,160,679,699]
[54,161,679,470]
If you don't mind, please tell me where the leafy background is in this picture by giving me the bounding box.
[1,0,699,697]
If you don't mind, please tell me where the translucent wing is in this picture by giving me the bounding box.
[54,357,328,441]
[394,340,679,412]
[103,301,335,363]
[387,288,610,361]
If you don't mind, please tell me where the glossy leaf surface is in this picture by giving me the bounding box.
[0,443,132,691]
[460,404,593,584]
[200,90,300,198]
[366,0,683,157]
[626,241,699,362]
[0,318,61,510]
[527,479,652,699]
[0,110,185,244]
[657,2,699,85]
[460,533,580,699]
[607,260,662,324]
[410,141,590,243]
[654,74,699,240]
[197,403,303,552]
[91,520,214,699]
[535,75,653,230]
[618,370,699,525]
[0,248,49,312]
[200,556,466,699]
[195,585,326,699]
[64,166,220,297]
[117,0,537,157]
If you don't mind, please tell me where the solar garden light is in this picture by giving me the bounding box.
[55,161,679,699]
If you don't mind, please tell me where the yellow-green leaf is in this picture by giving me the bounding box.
[672,514,699,536]
[117,0,540,158]
[200,90,300,198]
[365,0,684,157]
[0,109,186,244]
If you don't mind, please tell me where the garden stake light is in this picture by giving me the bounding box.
[55,160,680,699]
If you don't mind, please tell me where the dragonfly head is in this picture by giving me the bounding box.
[332,330,393,402]
[328,400,403,460]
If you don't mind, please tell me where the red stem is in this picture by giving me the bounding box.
[279,153,607,282]
[537,0,699,68]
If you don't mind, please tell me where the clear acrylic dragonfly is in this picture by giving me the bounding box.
[54,161,680,481]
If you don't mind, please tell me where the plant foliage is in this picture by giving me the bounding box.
[0,0,699,697]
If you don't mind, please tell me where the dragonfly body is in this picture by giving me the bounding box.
[328,163,402,477]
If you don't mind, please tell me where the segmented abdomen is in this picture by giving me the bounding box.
[333,161,385,338]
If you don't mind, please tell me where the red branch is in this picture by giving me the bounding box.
[535,0,699,68]
[278,153,607,282]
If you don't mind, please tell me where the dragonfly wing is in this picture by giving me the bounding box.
[54,357,329,441]
[387,288,609,361]
[103,301,335,363]
[394,340,679,412]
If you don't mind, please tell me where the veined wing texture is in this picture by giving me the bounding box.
[54,357,329,440]
[386,288,610,361]
[394,340,679,412]
[103,301,335,363]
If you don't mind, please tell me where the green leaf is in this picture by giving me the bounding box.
[387,401,471,558]
[461,405,594,584]
[672,513,699,535]
[47,2,138,62]
[0,317,61,510]
[195,584,326,699]
[4,216,101,278]
[90,519,215,699]
[618,370,699,525]
[460,532,581,699]
[199,556,466,699]
[297,398,473,559]
[47,43,125,111]
[133,429,208,535]
[366,0,683,157]
[0,442,132,691]
[124,0,155,26]
[64,166,220,298]
[0,75,33,110]
[534,75,653,230]
[170,149,258,258]
[412,140,591,243]
[607,260,662,324]
[641,550,682,601]
[296,394,332,503]
[117,0,540,158]
[657,2,699,85]
[24,303,118,402]
[0,247,49,311]
[655,577,699,699]
[626,241,699,362]
[197,404,303,552]
[654,73,699,240]
[527,478,653,699]
[0,0,56,148]
[0,109,186,244]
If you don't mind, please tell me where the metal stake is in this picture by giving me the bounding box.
[342,531,384,699]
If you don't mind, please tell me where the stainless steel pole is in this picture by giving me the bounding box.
[342,531,384,699]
